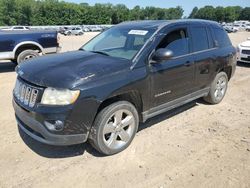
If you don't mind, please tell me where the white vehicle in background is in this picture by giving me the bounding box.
[1,26,30,31]
[64,27,84,36]
[246,24,250,32]
[89,25,103,32]
[237,38,250,63]
[233,24,241,32]
[81,26,90,32]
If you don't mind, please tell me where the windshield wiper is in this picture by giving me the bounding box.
[90,50,110,56]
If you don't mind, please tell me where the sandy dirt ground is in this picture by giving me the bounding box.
[0,31,250,188]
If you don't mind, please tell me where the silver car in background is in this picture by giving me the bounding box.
[64,27,84,36]
[237,38,250,63]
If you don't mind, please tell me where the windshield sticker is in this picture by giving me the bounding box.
[128,30,148,35]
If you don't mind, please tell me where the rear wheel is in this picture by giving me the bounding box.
[17,50,39,64]
[203,72,228,104]
[89,101,139,155]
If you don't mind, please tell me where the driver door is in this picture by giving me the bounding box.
[149,25,195,108]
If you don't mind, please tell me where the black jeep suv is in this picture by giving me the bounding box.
[13,20,236,155]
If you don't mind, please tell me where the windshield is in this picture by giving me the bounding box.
[81,27,155,60]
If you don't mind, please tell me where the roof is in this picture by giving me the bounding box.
[117,19,220,30]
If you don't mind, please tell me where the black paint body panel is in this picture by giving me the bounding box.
[13,19,236,145]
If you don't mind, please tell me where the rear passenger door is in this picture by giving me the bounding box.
[189,24,215,90]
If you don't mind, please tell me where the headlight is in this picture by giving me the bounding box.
[41,88,80,105]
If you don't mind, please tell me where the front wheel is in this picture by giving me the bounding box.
[203,72,228,104]
[89,101,139,155]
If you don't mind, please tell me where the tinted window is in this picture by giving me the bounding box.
[213,28,232,47]
[158,28,189,57]
[167,38,189,57]
[94,34,127,50]
[191,27,209,52]
[134,36,145,46]
[14,27,24,29]
[82,27,155,60]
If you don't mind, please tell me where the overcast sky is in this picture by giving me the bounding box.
[65,0,250,16]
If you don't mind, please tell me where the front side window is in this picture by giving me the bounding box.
[82,27,155,60]
[157,28,189,57]
[190,27,209,52]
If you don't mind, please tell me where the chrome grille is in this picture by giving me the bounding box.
[242,50,250,55]
[14,79,40,108]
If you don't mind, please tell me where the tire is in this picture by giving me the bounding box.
[203,72,228,104]
[17,50,39,64]
[67,32,71,36]
[89,101,139,155]
[78,32,83,36]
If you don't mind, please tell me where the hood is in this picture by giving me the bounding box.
[240,40,250,47]
[16,50,131,89]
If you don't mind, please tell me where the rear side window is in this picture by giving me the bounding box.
[213,27,232,47]
[190,26,209,52]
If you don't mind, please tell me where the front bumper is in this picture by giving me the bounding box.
[13,99,88,146]
[237,47,250,63]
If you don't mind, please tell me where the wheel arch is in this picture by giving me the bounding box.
[96,90,143,122]
[218,66,232,80]
[13,41,44,58]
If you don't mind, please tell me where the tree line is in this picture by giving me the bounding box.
[189,6,250,22]
[0,0,249,26]
[0,0,183,26]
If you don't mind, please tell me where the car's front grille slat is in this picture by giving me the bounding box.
[14,79,40,108]
[242,50,250,55]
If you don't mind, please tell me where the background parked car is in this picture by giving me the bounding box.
[2,26,30,31]
[246,24,250,32]
[237,37,250,63]
[89,25,103,32]
[223,26,234,33]
[0,30,60,64]
[64,27,84,36]
[58,27,69,34]
[81,26,90,32]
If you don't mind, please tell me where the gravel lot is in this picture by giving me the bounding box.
[0,31,250,188]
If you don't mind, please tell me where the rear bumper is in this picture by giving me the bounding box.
[13,99,88,146]
[43,46,61,54]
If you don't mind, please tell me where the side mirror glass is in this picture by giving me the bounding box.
[152,48,173,62]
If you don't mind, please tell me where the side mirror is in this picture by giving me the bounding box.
[152,48,173,62]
